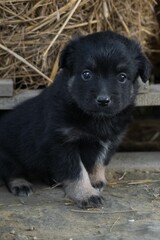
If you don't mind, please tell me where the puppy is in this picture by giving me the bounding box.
[0,31,151,208]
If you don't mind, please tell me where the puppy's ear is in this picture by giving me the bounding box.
[137,53,152,83]
[59,42,74,69]
[59,38,79,70]
[129,39,152,82]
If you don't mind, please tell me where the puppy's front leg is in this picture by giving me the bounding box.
[63,161,103,208]
[89,161,107,191]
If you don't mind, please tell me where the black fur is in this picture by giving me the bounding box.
[0,31,151,208]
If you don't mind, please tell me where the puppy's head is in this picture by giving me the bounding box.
[59,31,151,117]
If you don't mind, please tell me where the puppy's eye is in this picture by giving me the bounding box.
[118,73,127,83]
[81,70,92,81]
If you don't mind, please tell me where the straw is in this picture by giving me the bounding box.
[0,0,158,90]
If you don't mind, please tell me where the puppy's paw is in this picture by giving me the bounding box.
[64,161,105,209]
[11,184,33,197]
[77,195,104,209]
[8,178,33,197]
[64,178,105,209]
[92,181,106,192]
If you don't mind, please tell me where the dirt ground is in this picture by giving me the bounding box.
[1,171,160,240]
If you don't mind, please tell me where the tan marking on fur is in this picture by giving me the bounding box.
[88,141,108,189]
[63,162,99,202]
[89,163,107,188]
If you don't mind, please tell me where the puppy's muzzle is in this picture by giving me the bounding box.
[96,96,111,107]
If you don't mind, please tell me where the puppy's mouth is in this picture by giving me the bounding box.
[83,105,119,118]
[88,110,116,118]
[73,96,123,118]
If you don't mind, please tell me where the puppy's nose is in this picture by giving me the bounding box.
[96,96,111,106]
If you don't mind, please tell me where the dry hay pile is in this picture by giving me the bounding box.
[0,0,159,90]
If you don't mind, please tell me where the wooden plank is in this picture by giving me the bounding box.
[0,79,13,97]
[108,152,160,171]
[0,90,41,109]
[0,84,159,109]
[136,84,160,106]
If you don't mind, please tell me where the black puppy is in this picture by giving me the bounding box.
[0,31,151,208]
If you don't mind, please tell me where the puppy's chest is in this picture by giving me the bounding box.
[59,126,110,161]
[58,123,110,143]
